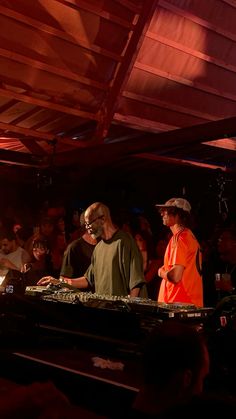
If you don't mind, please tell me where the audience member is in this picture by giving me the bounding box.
[22,238,53,286]
[202,226,236,306]
[69,208,84,242]
[24,216,56,260]
[50,216,68,276]
[129,321,209,418]
[0,229,30,288]
[59,212,97,286]
[214,226,236,292]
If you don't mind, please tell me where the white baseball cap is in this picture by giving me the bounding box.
[155,197,191,213]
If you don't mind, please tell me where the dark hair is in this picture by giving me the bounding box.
[159,207,191,228]
[32,239,49,251]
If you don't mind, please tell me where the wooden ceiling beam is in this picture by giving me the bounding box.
[134,153,228,171]
[0,99,18,113]
[93,0,158,143]
[53,115,236,169]
[134,61,236,103]
[221,0,236,7]
[0,121,53,141]
[55,0,135,29]
[122,91,216,122]
[131,115,236,153]
[29,115,62,131]
[0,121,90,149]
[114,112,177,132]
[0,47,106,91]
[18,138,47,156]
[0,148,43,167]
[0,5,122,62]
[0,87,98,120]
[159,0,236,42]
[115,0,142,13]
[146,31,236,76]
[9,107,39,125]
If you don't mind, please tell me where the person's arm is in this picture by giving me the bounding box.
[0,258,19,271]
[158,264,184,284]
[130,286,141,297]
[59,275,89,289]
[37,275,89,289]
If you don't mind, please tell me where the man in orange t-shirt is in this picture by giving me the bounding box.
[156,198,203,307]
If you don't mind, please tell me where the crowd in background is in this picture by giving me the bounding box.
[0,196,235,307]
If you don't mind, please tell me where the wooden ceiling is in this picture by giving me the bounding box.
[0,0,236,177]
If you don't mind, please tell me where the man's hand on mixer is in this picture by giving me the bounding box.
[37,276,60,285]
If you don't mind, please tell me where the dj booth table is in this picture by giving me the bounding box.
[0,287,232,416]
[0,289,149,415]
